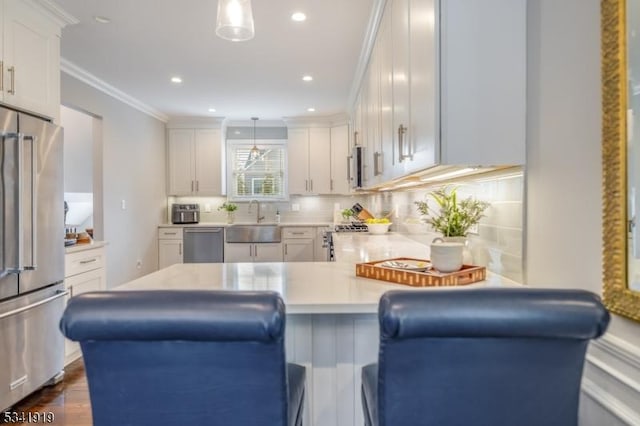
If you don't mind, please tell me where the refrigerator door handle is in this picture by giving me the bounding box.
[3,132,24,273]
[0,290,68,320]
[24,135,37,270]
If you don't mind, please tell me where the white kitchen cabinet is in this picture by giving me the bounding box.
[352,0,526,186]
[224,242,283,263]
[330,125,350,194]
[0,0,66,121]
[288,128,331,195]
[167,128,222,196]
[282,227,315,262]
[158,227,183,269]
[64,245,106,365]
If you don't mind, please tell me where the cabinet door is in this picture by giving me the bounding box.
[283,239,314,262]
[224,243,253,263]
[167,129,195,195]
[405,0,438,174]
[64,267,105,364]
[392,0,411,175]
[308,128,331,194]
[378,6,396,181]
[253,243,283,262]
[288,128,309,194]
[2,0,60,121]
[194,129,222,195]
[158,239,183,269]
[330,125,350,194]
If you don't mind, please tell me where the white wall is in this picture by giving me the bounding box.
[61,73,167,288]
[61,106,93,193]
[526,1,640,424]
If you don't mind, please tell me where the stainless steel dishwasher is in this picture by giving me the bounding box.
[183,227,224,263]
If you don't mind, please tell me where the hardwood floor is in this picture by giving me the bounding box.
[6,359,92,425]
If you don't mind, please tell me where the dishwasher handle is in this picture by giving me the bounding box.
[184,228,223,233]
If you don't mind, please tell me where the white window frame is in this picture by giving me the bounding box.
[226,139,289,202]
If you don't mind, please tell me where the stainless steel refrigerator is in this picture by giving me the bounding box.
[0,106,65,410]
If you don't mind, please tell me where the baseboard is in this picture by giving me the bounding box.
[582,378,640,426]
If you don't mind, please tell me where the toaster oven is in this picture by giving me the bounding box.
[171,204,200,224]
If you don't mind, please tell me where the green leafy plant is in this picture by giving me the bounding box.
[341,208,354,220]
[218,202,238,212]
[414,186,489,237]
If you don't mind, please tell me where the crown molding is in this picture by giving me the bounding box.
[61,58,169,123]
[168,116,226,129]
[283,113,350,128]
[347,0,387,113]
[30,0,79,27]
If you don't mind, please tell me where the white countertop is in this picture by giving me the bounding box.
[116,264,517,315]
[159,222,333,228]
[65,240,108,254]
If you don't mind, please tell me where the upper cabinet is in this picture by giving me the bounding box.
[167,121,223,196]
[287,120,351,195]
[0,0,73,122]
[352,0,526,187]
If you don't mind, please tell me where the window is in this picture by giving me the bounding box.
[226,140,288,201]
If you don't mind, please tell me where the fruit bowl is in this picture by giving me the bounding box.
[366,223,392,234]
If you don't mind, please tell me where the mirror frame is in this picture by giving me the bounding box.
[602,0,640,321]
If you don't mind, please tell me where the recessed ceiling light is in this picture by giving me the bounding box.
[93,15,111,24]
[302,75,313,82]
[307,107,316,112]
[291,12,307,22]
[170,76,183,84]
[208,108,216,113]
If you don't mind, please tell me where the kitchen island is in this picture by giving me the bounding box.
[116,232,517,426]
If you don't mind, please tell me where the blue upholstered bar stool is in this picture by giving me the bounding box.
[60,290,305,426]
[361,288,610,426]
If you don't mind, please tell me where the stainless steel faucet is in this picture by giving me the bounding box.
[248,200,265,223]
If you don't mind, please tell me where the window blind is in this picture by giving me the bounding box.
[228,143,286,200]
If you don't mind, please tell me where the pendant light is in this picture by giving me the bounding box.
[249,117,260,160]
[216,0,255,42]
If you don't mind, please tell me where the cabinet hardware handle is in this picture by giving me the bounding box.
[80,258,98,264]
[347,155,352,181]
[284,244,288,255]
[310,180,313,192]
[354,131,359,146]
[398,125,410,162]
[196,180,199,192]
[179,243,182,255]
[330,179,334,191]
[8,66,15,95]
[164,232,177,235]
[305,180,308,191]
[0,61,3,91]
[249,245,252,257]
[191,181,194,192]
[291,232,305,235]
[254,245,258,257]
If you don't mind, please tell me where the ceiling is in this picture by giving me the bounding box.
[55,0,374,121]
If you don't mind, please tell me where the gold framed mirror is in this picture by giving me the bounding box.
[602,0,640,321]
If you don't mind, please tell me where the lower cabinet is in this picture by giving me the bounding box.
[64,246,107,365]
[283,227,315,262]
[158,227,183,269]
[225,242,283,263]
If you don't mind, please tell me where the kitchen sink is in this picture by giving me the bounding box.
[226,224,281,243]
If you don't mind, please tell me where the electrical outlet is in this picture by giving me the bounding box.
[136,259,142,269]
[467,224,479,235]
[121,199,126,210]
[291,203,300,212]
[204,204,212,213]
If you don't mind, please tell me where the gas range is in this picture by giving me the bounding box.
[333,222,369,233]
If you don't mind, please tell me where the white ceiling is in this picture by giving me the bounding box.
[55,0,374,121]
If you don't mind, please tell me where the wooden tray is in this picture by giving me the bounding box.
[355,258,486,287]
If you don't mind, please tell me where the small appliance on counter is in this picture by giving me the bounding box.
[171,204,200,224]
